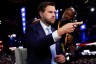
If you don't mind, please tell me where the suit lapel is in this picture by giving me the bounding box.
[36,21,46,37]
[36,22,62,54]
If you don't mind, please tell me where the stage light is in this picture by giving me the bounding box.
[23,23,26,26]
[12,34,16,37]
[90,7,95,12]
[0,20,1,24]
[80,24,86,30]
[21,8,25,12]
[56,9,59,19]
[60,9,62,11]
[23,27,26,31]
[22,18,25,21]
[22,13,25,16]
[21,7,26,34]
[18,46,23,49]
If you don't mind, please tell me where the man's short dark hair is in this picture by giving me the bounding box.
[37,2,55,13]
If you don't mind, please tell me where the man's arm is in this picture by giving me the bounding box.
[26,26,55,50]
[26,22,83,50]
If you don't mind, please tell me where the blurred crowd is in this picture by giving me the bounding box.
[0,51,96,64]
[0,52,15,64]
[72,58,96,64]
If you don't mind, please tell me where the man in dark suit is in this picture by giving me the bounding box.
[58,7,78,63]
[26,2,82,64]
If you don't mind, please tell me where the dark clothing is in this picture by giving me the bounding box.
[26,21,63,64]
[59,19,77,63]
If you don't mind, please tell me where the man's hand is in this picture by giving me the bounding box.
[54,54,66,63]
[57,22,83,37]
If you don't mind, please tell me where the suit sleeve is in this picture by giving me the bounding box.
[26,25,55,50]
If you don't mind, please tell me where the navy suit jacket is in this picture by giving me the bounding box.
[26,21,64,64]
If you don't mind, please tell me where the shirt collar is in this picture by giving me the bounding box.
[40,20,51,31]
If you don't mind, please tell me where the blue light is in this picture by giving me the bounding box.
[23,28,26,31]
[23,23,26,26]
[22,13,25,16]
[21,8,25,12]
[22,18,25,21]
[56,9,59,19]
[21,7,26,34]
[80,24,86,30]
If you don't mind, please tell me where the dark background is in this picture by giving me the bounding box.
[0,0,96,32]
[0,0,96,49]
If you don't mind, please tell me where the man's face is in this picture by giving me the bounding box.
[64,9,75,20]
[40,5,56,25]
[67,34,73,43]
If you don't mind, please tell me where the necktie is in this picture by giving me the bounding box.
[46,27,51,35]
[46,28,57,64]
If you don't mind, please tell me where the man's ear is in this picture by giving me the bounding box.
[39,11,43,17]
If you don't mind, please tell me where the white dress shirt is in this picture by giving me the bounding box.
[40,21,61,42]
[40,21,61,64]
